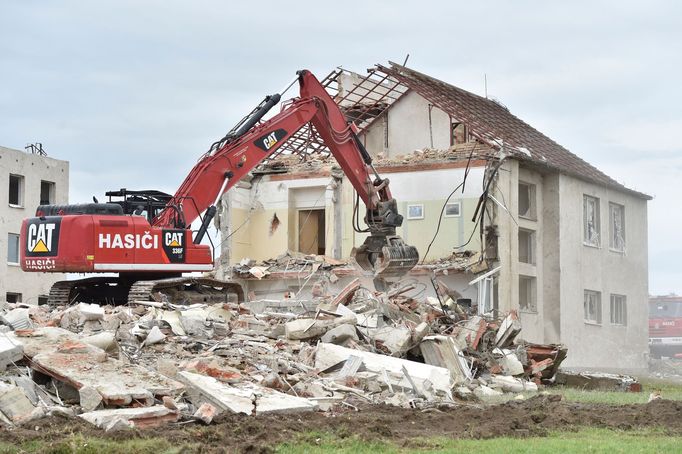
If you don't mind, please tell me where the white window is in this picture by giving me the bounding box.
[518,182,536,219]
[40,180,56,205]
[444,202,461,217]
[519,275,537,312]
[9,174,24,207]
[583,195,600,247]
[518,229,535,264]
[610,294,627,325]
[584,290,602,324]
[7,233,20,264]
[609,203,625,252]
[407,204,424,220]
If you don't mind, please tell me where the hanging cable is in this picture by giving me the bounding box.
[420,143,478,263]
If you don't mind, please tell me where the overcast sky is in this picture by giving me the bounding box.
[2,1,680,294]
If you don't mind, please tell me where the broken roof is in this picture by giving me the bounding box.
[376,62,650,199]
[270,62,649,199]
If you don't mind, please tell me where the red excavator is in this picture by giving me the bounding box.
[19,70,419,305]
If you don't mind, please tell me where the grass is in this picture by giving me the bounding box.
[548,377,682,405]
[276,428,682,453]
[0,428,678,454]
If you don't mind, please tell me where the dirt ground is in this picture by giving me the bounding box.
[1,396,681,453]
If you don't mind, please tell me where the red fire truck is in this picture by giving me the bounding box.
[649,295,682,358]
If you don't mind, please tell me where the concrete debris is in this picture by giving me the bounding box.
[0,272,570,430]
[285,314,356,341]
[79,405,180,430]
[179,371,318,415]
[232,251,347,280]
[420,335,472,384]
[315,342,453,396]
[0,333,23,371]
[320,323,359,345]
[79,385,103,412]
[1,308,32,330]
[193,402,217,424]
[0,384,38,423]
[555,370,641,392]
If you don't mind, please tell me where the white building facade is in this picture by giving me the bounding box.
[0,145,69,304]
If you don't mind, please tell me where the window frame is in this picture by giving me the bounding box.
[610,294,627,326]
[406,204,424,220]
[40,180,56,205]
[518,275,537,312]
[518,181,537,220]
[609,202,626,252]
[584,289,602,325]
[583,195,601,248]
[7,233,20,265]
[444,202,461,218]
[518,228,536,265]
[8,174,25,208]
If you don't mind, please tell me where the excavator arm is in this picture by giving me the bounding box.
[154,70,418,278]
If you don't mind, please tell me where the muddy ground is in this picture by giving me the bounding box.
[1,396,681,453]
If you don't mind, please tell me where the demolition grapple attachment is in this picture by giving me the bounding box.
[352,233,419,279]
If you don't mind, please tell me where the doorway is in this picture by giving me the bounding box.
[298,209,325,255]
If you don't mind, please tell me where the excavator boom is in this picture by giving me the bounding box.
[20,70,418,294]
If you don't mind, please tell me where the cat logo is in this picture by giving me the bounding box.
[262,132,278,150]
[254,128,287,152]
[164,232,183,247]
[162,229,186,263]
[26,219,61,257]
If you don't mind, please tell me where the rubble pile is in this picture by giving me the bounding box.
[231,252,348,280]
[231,250,486,282]
[0,278,567,431]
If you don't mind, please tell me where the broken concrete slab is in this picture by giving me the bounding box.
[78,303,105,321]
[320,324,358,345]
[315,342,453,396]
[178,371,318,415]
[8,327,79,358]
[370,324,426,355]
[0,308,31,330]
[473,384,503,400]
[555,370,641,392]
[337,355,363,378]
[285,314,356,341]
[490,375,538,393]
[79,385,103,412]
[0,384,36,423]
[495,311,521,348]
[79,405,180,430]
[455,316,485,350]
[81,331,116,352]
[193,402,217,424]
[30,340,184,407]
[0,333,23,370]
[493,348,524,376]
[420,335,472,384]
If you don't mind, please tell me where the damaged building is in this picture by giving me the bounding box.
[216,63,650,372]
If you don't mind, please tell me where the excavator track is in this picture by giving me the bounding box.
[127,277,244,305]
[46,276,244,306]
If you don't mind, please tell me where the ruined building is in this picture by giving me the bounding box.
[217,63,650,371]
[0,145,69,304]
